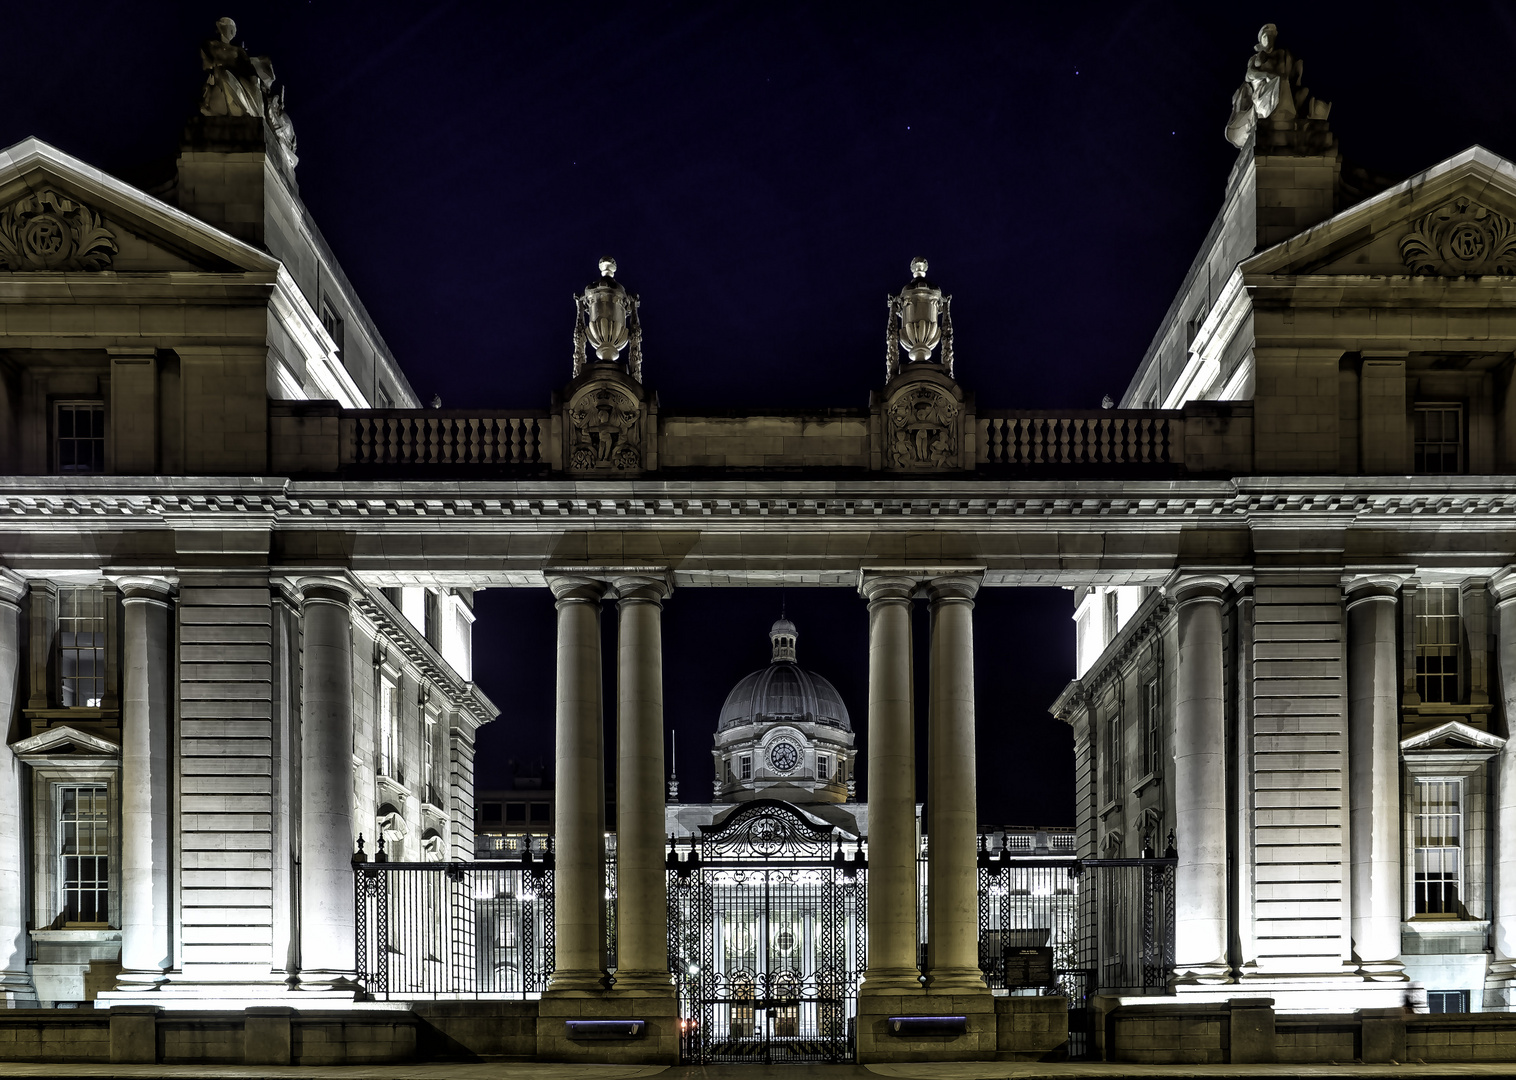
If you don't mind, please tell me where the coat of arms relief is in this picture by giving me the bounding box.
[567,385,641,471]
[0,188,117,272]
[885,383,960,470]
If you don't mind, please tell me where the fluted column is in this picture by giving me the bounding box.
[1171,575,1231,983]
[1345,576,1406,981]
[0,573,34,1004]
[113,575,175,989]
[547,575,608,992]
[925,572,986,992]
[1491,573,1516,991]
[297,578,358,988]
[859,573,920,993]
[612,574,673,992]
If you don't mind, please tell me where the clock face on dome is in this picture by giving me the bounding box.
[767,739,800,773]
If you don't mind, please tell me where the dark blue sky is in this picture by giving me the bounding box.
[7,2,1514,824]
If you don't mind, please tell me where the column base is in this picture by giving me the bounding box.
[545,970,609,993]
[862,967,924,994]
[607,970,675,993]
[294,971,361,995]
[923,967,989,993]
[1358,959,1409,982]
[1172,962,1233,986]
[114,969,168,992]
[0,970,37,1006]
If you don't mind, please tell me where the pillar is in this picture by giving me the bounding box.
[925,572,986,992]
[1171,575,1231,983]
[858,573,920,994]
[0,572,34,1004]
[1345,577,1406,981]
[297,579,357,989]
[1490,574,1516,991]
[114,576,174,989]
[547,575,608,992]
[612,574,673,992]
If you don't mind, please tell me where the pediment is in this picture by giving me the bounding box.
[0,137,278,275]
[10,724,120,764]
[1245,146,1516,278]
[1401,720,1505,777]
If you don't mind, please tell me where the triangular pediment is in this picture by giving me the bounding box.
[1400,719,1506,754]
[1245,146,1516,278]
[10,724,120,763]
[0,137,278,275]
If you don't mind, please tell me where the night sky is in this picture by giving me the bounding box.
[7,3,1516,826]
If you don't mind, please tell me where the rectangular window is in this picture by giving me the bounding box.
[529,802,550,823]
[740,755,752,781]
[817,754,829,781]
[321,298,345,363]
[375,382,394,409]
[1414,779,1462,916]
[1103,591,1119,642]
[1414,403,1463,474]
[379,680,399,779]
[54,401,105,474]
[725,759,733,782]
[58,586,106,708]
[424,590,442,650]
[1143,677,1161,777]
[1428,989,1469,1013]
[59,785,109,924]
[423,712,438,805]
[505,802,526,823]
[1415,587,1462,704]
[1106,711,1123,802]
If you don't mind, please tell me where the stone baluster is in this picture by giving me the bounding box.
[1171,575,1232,983]
[547,575,609,991]
[296,577,358,989]
[611,574,674,992]
[1345,576,1406,981]
[924,572,987,992]
[113,575,175,989]
[858,573,921,994]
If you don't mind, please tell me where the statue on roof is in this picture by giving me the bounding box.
[199,18,298,173]
[1224,24,1331,148]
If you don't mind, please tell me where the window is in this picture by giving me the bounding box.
[320,297,345,363]
[59,785,109,924]
[1415,587,1462,704]
[1185,302,1209,350]
[1103,591,1118,642]
[1414,779,1462,916]
[424,590,442,651]
[817,754,830,781]
[54,401,104,474]
[1105,710,1123,802]
[725,759,733,782]
[379,680,400,780]
[1075,610,1091,674]
[423,712,438,805]
[1414,403,1463,474]
[505,802,526,823]
[1428,989,1469,1013]
[481,803,502,823]
[740,755,752,781]
[530,802,550,823]
[376,382,394,409]
[1143,677,1161,777]
[58,586,106,707]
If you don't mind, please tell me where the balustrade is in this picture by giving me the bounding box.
[977,412,1181,466]
[342,412,548,466]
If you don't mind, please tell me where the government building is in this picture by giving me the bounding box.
[4,17,1516,1068]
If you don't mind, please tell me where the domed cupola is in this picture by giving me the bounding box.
[711,619,856,805]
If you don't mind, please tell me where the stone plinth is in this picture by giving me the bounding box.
[534,991,678,1064]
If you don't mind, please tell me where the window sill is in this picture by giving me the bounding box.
[1404,918,1488,932]
[31,928,120,942]
[376,774,409,800]
[1130,771,1161,797]
[1098,799,1121,820]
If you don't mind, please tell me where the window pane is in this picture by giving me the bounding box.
[60,785,109,924]
[1414,404,1463,475]
[55,402,105,474]
[58,586,105,707]
[1414,780,1463,916]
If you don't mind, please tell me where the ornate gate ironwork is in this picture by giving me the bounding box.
[667,800,866,1064]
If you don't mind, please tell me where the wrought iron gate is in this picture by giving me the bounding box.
[667,800,866,1064]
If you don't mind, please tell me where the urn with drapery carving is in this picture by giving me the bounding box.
[885,257,954,381]
[572,257,644,381]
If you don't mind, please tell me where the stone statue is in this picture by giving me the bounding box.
[1224,24,1331,148]
[199,18,298,172]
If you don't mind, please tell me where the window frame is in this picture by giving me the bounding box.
[1142,675,1161,779]
[1413,402,1464,475]
[740,754,752,781]
[379,677,401,781]
[56,584,108,709]
[30,766,120,932]
[1414,586,1462,704]
[52,399,106,475]
[320,296,346,364]
[1412,777,1464,918]
[816,754,829,781]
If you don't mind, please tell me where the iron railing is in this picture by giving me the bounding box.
[354,848,554,999]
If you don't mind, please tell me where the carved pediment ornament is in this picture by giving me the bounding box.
[885,383,960,470]
[568,384,642,471]
[0,188,117,271]
[1399,197,1516,276]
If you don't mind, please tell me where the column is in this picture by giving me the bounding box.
[612,574,673,992]
[925,573,986,992]
[1171,575,1231,983]
[297,579,357,988]
[114,576,175,989]
[547,575,608,992]
[1345,577,1406,981]
[1491,574,1516,990]
[0,573,34,1004]
[859,573,920,993]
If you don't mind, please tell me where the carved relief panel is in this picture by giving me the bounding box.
[564,380,645,473]
[882,380,963,471]
[1399,197,1516,276]
[0,188,117,271]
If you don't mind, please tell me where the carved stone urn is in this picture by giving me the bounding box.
[885,257,954,382]
[874,258,971,471]
[561,257,654,473]
[573,257,644,380]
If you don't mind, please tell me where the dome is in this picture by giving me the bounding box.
[718,619,851,732]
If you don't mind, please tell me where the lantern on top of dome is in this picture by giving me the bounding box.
[885,257,954,382]
[572,257,644,381]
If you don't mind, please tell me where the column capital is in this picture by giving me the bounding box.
[106,572,176,605]
[926,571,982,604]
[858,571,917,604]
[1343,573,1407,609]
[1166,572,1237,608]
[278,572,358,608]
[609,572,673,605]
[545,572,610,604]
[1490,567,1516,606]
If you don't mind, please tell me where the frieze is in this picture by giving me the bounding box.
[0,188,117,271]
[1399,197,1516,276]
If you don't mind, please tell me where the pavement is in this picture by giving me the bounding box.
[4,1064,1516,1079]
